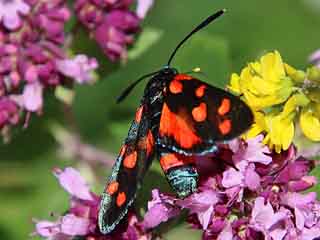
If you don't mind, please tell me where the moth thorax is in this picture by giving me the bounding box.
[166,165,198,198]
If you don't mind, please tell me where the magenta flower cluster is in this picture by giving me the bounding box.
[34,167,151,240]
[75,0,153,61]
[0,0,98,132]
[142,136,320,240]
[34,135,320,240]
[0,0,153,134]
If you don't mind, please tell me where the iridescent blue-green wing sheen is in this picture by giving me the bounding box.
[157,74,253,156]
[98,104,155,234]
[158,148,198,198]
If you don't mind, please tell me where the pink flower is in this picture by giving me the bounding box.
[35,220,60,237]
[141,189,180,229]
[22,82,43,112]
[142,139,319,239]
[217,223,233,240]
[0,0,98,134]
[232,135,272,165]
[75,0,153,61]
[56,55,98,84]
[136,0,154,19]
[309,49,320,67]
[53,167,94,201]
[34,167,152,239]
[0,98,19,128]
[35,167,99,239]
[0,0,30,30]
[178,190,220,229]
[250,197,288,239]
[94,10,139,61]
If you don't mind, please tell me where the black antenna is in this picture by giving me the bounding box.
[167,9,226,66]
[116,71,160,103]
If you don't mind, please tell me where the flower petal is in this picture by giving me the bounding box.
[217,222,233,240]
[35,220,60,237]
[222,168,243,188]
[22,82,43,112]
[56,55,98,84]
[61,214,90,236]
[244,164,261,190]
[54,168,93,201]
[136,0,154,19]
[300,106,320,141]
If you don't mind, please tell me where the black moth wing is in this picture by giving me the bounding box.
[98,104,155,234]
[157,75,254,155]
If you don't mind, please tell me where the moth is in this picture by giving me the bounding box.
[98,9,253,234]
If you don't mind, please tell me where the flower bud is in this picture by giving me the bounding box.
[291,70,306,83]
[307,66,320,83]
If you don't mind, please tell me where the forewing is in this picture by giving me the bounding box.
[157,74,253,155]
[98,104,155,234]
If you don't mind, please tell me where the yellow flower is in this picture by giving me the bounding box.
[263,112,294,153]
[228,51,294,110]
[244,111,265,138]
[245,93,309,153]
[300,104,320,141]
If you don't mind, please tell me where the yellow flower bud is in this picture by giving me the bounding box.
[307,66,320,83]
[300,105,320,141]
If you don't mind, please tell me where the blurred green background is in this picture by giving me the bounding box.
[1,0,320,239]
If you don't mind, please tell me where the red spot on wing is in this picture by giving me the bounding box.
[219,119,231,135]
[146,130,154,157]
[106,181,119,195]
[173,74,193,81]
[160,153,195,172]
[135,106,144,123]
[192,102,207,122]
[195,85,206,98]
[123,151,137,169]
[116,192,126,207]
[169,80,183,94]
[159,103,201,149]
[218,98,231,115]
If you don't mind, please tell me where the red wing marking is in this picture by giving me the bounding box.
[106,181,119,195]
[218,98,231,115]
[169,80,183,94]
[146,130,154,157]
[116,192,126,207]
[160,153,195,172]
[135,106,144,123]
[159,103,201,149]
[195,85,206,98]
[192,102,207,122]
[219,119,232,135]
[123,151,137,169]
[173,74,193,81]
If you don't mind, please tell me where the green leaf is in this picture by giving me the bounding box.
[128,28,164,60]
[173,32,230,88]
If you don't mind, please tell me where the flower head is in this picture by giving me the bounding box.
[141,137,319,239]
[75,0,153,61]
[229,51,294,110]
[34,167,151,239]
[0,0,98,136]
[230,50,320,152]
